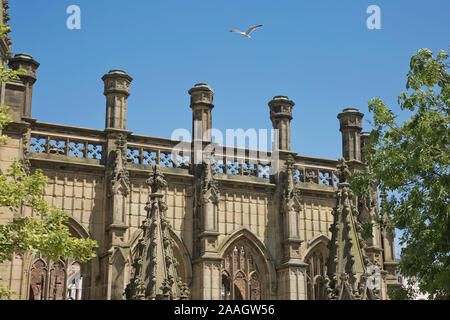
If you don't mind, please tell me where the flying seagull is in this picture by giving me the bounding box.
[230,25,263,38]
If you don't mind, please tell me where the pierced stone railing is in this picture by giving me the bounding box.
[126,143,271,178]
[211,153,272,179]
[30,133,105,160]
[294,166,339,186]
[294,156,339,187]
[126,144,191,169]
[28,123,339,186]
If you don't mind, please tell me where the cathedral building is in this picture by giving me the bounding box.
[0,0,399,300]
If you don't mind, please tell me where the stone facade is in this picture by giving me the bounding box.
[0,0,399,300]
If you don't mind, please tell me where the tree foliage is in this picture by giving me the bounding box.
[387,284,418,300]
[350,47,449,299]
[0,162,98,264]
[0,24,98,300]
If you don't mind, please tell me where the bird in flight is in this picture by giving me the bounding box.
[230,25,263,38]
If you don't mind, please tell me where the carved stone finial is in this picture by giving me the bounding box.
[146,165,167,194]
[285,154,295,169]
[337,157,351,183]
[115,133,127,150]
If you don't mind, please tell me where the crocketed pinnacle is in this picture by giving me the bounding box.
[324,158,377,300]
[125,166,190,300]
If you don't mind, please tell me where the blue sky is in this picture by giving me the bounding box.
[8,1,450,256]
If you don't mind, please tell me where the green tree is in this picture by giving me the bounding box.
[351,47,449,299]
[0,23,98,300]
[387,284,418,300]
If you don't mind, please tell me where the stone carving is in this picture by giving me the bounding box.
[125,166,190,300]
[336,157,351,183]
[282,155,302,213]
[324,158,378,300]
[108,134,130,198]
[200,155,219,204]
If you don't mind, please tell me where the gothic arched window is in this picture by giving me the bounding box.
[305,244,328,300]
[221,271,232,300]
[250,272,261,300]
[221,241,263,300]
[29,259,47,300]
[28,256,84,300]
[48,261,65,300]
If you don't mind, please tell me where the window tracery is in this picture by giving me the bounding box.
[221,241,263,300]
[306,245,328,300]
[28,256,83,300]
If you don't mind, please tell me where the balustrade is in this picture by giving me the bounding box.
[30,134,104,160]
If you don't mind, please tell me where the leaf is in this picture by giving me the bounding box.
[352,46,450,300]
